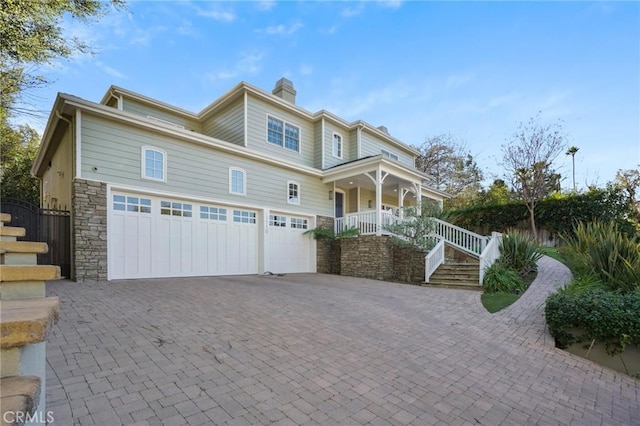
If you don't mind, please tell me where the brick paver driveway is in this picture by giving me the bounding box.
[46,257,639,425]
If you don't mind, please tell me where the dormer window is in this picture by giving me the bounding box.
[381,149,399,161]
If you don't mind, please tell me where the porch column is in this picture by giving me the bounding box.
[413,182,422,215]
[375,168,382,236]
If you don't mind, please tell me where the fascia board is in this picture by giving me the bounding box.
[32,95,67,177]
[108,86,198,119]
[63,97,323,178]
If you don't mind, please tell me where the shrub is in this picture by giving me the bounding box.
[499,230,543,276]
[560,221,640,293]
[558,274,609,296]
[483,263,525,294]
[545,290,640,355]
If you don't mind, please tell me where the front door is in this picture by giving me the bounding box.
[335,191,344,218]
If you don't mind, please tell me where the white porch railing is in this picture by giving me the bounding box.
[431,218,488,256]
[424,238,445,283]
[479,232,502,284]
[334,210,400,235]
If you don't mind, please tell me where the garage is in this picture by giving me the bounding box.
[109,193,258,280]
[264,213,313,274]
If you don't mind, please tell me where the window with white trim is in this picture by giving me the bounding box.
[142,147,166,182]
[333,133,343,158]
[381,149,399,161]
[290,217,308,229]
[160,201,192,217]
[287,181,300,205]
[269,215,287,227]
[113,195,151,213]
[229,168,246,195]
[200,206,227,221]
[233,210,256,224]
[267,115,300,152]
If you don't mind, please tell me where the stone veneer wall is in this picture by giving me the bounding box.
[315,216,340,274]
[340,235,394,281]
[72,179,107,281]
[392,245,427,283]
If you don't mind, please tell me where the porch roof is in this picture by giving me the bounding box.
[321,155,451,200]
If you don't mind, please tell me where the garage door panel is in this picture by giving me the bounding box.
[265,215,312,274]
[109,193,259,279]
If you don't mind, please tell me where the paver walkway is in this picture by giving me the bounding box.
[45,257,639,425]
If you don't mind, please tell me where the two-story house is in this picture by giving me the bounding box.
[32,78,449,281]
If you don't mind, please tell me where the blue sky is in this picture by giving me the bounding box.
[25,0,640,190]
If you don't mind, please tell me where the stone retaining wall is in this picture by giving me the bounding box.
[340,235,394,281]
[72,179,107,281]
[315,216,340,274]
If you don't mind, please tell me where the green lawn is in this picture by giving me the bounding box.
[481,292,520,313]
[537,246,565,264]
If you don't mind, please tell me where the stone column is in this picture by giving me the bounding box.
[72,179,108,281]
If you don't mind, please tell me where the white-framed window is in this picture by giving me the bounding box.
[287,181,300,205]
[233,210,256,224]
[333,133,343,158]
[269,214,287,227]
[142,147,167,182]
[381,149,399,161]
[160,200,192,217]
[290,217,308,229]
[113,195,152,213]
[267,115,300,152]
[200,206,227,221]
[229,168,246,195]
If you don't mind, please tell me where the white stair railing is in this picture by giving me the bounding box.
[478,232,502,285]
[431,218,488,256]
[424,238,445,283]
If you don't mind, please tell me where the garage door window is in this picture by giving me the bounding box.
[160,201,193,217]
[233,210,256,224]
[113,195,151,213]
[290,217,308,229]
[269,215,287,227]
[200,206,227,221]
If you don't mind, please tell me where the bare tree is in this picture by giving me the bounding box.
[502,114,566,239]
[615,167,640,217]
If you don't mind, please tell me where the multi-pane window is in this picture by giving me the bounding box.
[333,133,342,158]
[229,168,246,195]
[233,210,256,224]
[160,201,192,217]
[269,215,287,227]
[267,115,300,152]
[113,195,151,213]
[381,149,399,161]
[200,206,227,221]
[290,217,308,229]
[288,181,300,205]
[142,147,166,181]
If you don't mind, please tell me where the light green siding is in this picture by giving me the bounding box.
[313,121,322,169]
[121,98,201,132]
[201,98,244,146]
[322,121,350,169]
[349,130,358,161]
[245,95,315,167]
[80,113,333,216]
[360,130,415,167]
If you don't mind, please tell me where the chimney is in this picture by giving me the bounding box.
[272,78,296,104]
[377,125,389,134]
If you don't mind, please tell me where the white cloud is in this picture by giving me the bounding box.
[341,4,365,18]
[378,0,403,9]
[95,61,126,79]
[196,5,236,22]
[206,51,265,81]
[299,64,313,76]
[263,22,303,36]
[255,1,276,12]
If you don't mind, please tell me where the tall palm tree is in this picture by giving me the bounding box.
[566,146,579,192]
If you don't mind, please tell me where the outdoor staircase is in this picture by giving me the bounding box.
[425,260,482,289]
[0,212,60,425]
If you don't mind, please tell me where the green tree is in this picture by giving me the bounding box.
[614,167,640,221]
[1,0,125,118]
[482,179,513,205]
[0,120,40,204]
[502,113,565,240]
[384,204,441,283]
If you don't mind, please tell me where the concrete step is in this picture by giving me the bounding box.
[0,266,60,282]
[0,297,60,349]
[422,282,482,291]
[0,227,25,242]
[0,376,41,426]
[0,213,10,226]
[0,242,49,266]
[427,277,481,287]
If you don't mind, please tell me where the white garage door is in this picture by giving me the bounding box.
[109,193,258,280]
[264,213,313,274]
